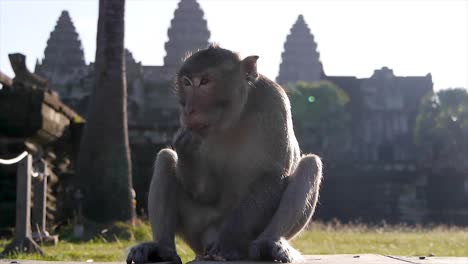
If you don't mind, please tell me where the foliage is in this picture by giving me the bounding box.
[2,222,468,261]
[287,81,351,160]
[414,88,468,170]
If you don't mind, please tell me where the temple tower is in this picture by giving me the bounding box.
[276,15,323,85]
[163,0,210,67]
[35,10,87,92]
[125,49,145,124]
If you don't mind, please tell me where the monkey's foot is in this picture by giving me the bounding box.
[127,242,182,264]
[200,254,227,261]
[202,242,243,261]
[249,238,302,263]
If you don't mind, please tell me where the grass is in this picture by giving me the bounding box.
[1,221,467,262]
[0,237,194,263]
[294,222,468,257]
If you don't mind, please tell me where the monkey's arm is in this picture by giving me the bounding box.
[173,128,202,175]
[127,149,182,264]
[173,128,217,202]
[206,173,288,260]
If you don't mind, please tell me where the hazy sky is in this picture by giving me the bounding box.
[0,0,467,90]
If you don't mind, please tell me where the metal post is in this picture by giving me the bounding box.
[31,160,58,245]
[16,153,32,241]
[2,153,43,256]
[32,159,47,238]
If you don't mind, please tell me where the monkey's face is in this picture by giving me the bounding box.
[176,47,250,136]
[176,67,246,136]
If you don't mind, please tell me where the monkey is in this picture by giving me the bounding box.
[127,44,322,264]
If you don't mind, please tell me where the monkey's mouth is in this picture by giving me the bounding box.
[184,114,212,135]
[197,124,211,134]
[187,123,211,134]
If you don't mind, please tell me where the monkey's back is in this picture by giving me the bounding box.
[195,75,300,204]
[240,74,301,177]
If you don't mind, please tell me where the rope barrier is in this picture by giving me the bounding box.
[0,151,28,165]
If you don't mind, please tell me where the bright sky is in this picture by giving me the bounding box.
[0,0,467,90]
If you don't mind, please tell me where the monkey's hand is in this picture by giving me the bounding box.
[126,242,181,264]
[172,128,202,157]
[203,240,243,261]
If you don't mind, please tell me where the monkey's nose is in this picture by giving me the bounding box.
[184,108,195,115]
[184,98,194,115]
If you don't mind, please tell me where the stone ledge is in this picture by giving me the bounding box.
[2,255,468,264]
[191,254,468,264]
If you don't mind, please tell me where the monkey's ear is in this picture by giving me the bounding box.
[242,55,259,81]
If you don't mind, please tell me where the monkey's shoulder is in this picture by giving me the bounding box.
[249,75,300,167]
[251,75,289,102]
[245,75,293,139]
[248,75,291,117]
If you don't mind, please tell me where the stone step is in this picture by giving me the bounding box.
[2,255,467,264]
[192,254,468,264]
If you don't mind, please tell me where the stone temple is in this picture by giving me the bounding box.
[163,0,210,67]
[277,15,324,84]
[277,14,433,164]
[34,0,212,137]
[276,15,438,224]
[33,0,212,211]
[30,3,448,223]
[35,11,88,96]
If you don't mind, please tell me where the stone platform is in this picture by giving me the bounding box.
[1,255,467,264]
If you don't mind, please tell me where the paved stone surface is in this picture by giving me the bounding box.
[387,255,468,264]
[193,255,408,264]
[1,255,467,264]
[0,261,122,264]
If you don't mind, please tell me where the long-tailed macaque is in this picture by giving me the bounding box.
[127,44,323,264]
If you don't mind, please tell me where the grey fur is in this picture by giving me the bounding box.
[127,46,323,264]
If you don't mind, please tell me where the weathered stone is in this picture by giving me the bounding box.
[9,54,48,90]
[277,15,324,85]
[0,85,79,144]
[163,0,210,67]
[0,71,13,88]
[35,10,88,96]
[389,255,468,264]
[2,255,468,264]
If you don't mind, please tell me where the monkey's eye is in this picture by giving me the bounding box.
[200,78,209,85]
[182,76,192,86]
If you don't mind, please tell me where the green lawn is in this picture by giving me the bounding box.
[293,222,468,257]
[1,222,467,263]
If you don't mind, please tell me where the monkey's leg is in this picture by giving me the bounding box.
[127,149,181,264]
[249,154,323,262]
[204,175,287,261]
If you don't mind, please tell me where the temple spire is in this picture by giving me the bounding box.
[276,15,323,85]
[163,0,210,67]
[35,10,86,88]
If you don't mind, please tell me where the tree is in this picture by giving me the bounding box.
[76,0,134,223]
[287,81,351,161]
[415,88,468,171]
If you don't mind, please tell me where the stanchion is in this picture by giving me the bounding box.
[1,152,44,256]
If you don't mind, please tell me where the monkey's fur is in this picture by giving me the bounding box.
[127,45,322,264]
